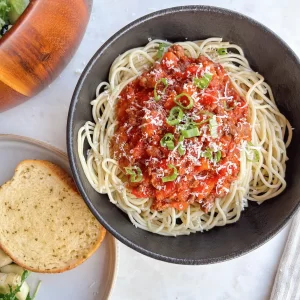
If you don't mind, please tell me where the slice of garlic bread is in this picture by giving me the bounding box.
[0,160,105,273]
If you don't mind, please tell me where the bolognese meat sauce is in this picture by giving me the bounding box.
[111,44,251,212]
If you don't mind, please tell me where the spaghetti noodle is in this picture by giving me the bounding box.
[78,38,292,236]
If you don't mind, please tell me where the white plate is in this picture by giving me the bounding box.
[0,134,118,300]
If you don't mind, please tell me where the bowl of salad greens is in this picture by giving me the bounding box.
[0,0,29,37]
[0,0,92,112]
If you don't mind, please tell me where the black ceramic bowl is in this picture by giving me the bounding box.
[67,6,300,264]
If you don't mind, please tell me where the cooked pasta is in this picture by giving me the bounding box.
[78,38,292,236]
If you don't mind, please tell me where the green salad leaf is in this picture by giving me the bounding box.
[7,0,30,24]
[0,271,29,300]
[0,271,41,300]
[0,0,11,28]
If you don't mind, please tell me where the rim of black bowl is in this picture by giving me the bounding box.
[67,5,300,265]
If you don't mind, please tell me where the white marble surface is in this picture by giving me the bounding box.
[0,0,299,299]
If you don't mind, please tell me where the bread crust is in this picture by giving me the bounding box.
[1,227,107,274]
[0,160,106,273]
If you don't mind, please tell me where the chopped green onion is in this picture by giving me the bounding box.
[202,148,212,160]
[217,48,227,55]
[181,122,201,138]
[160,133,175,150]
[174,93,194,110]
[181,126,200,138]
[202,148,222,163]
[162,164,178,182]
[178,135,186,156]
[166,141,175,150]
[214,150,222,163]
[157,43,168,59]
[191,119,210,126]
[0,1,10,28]
[209,115,218,138]
[154,78,168,101]
[191,111,214,125]
[166,106,184,126]
[193,73,213,89]
[125,166,143,183]
[247,142,260,162]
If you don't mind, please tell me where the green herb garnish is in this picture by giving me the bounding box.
[202,148,222,163]
[160,133,175,150]
[178,135,186,156]
[209,115,218,138]
[125,166,143,183]
[193,73,213,89]
[217,48,227,55]
[166,106,184,126]
[154,78,168,101]
[246,142,260,162]
[191,111,214,126]
[156,43,168,59]
[174,93,194,110]
[162,164,178,182]
[214,150,222,163]
[181,125,200,138]
[0,0,11,28]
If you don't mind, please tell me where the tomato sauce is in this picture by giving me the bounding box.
[111,45,251,212]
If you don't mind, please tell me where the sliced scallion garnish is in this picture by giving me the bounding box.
[202,148,212,160]
[125,166,143,183]
[192,111,214,126]
[174,93,194,110]
[217,48,227,55]
[154,78,168,101]
[202,148,222,163]
[181,126,200,138]
[191,119,210,126]
[160,133,175,150]
[178,135,186,156]
[209,115,218,138]
[246,142,260,162]
[157,43,168,59]
[162,164,178,182]
[193,73,213,89]
[166,106,184,126]
[214,150,222,163]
